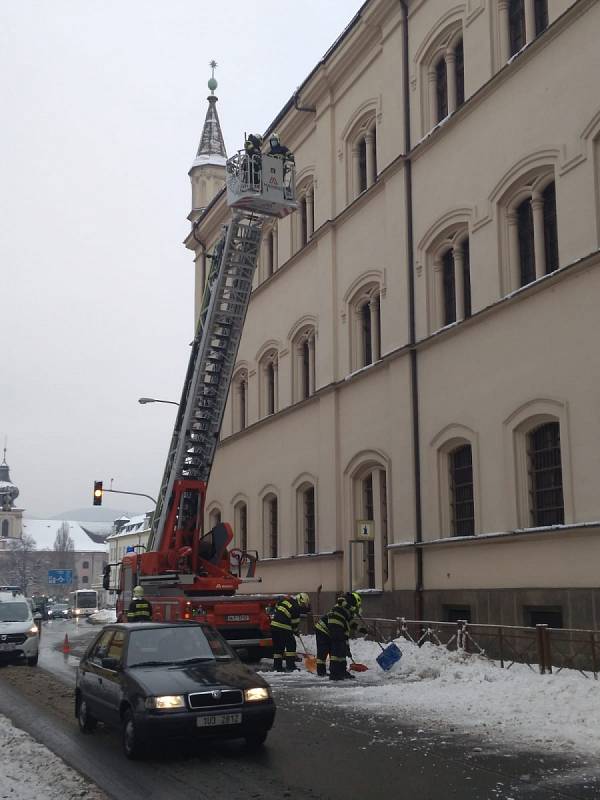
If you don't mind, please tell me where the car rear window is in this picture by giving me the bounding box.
[0,602,31,622]
[127,625,234,667]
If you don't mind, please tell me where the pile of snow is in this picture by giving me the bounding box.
[0,713,104,800]
[88,609,117,625]
[268,636,600,758]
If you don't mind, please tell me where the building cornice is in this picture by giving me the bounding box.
[387,521,600,551]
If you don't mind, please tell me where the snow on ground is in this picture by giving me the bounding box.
[265,636,600,759]
[88,609,117,624]
[0,712,105,800]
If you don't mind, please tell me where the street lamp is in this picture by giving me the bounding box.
[138,397,179,406]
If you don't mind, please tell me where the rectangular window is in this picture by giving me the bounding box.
[363,475,375,589]
[269,499,278,558]
[527,422,564,526]
[300,198,307,248]
[455,40,464,107]
[361,303,372,366]
[509,0,526,56]
[358,140,367,193]
[542,182,559,273]
[267,364,275,415]
[517,198,535,286]
[525,606,562,628]
[449,445,475,536]
[302,341,310,400]
[239,504,247,552]
[442,249,456,325]
[436,57,448,122]
[444,606,472,624]
[303,487,315,554]
[534,0,548,35]
[267,232,274,277]
[462,239,472,318]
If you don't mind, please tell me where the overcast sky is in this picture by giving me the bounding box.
[1,0,365,519]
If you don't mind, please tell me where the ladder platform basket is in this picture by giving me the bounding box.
[226,152,298,218]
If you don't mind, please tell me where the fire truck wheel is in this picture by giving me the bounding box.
[122,709,143,759]
[245,729,268,750]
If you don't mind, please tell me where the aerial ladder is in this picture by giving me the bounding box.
[113,147,297,654]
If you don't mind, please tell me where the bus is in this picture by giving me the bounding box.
[68,589,98,617]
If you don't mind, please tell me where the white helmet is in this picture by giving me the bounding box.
[133,585,144,598]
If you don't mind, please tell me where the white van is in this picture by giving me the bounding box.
[0,590,40,666]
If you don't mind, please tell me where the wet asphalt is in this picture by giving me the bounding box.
[0,620,597,800]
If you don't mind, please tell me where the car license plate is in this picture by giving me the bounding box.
[0,643,15,652]
[225,614,250,622]
[196,713,242,727]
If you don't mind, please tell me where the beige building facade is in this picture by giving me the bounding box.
[186,0,600,628]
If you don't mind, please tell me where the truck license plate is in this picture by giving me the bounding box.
[196,713,242,727]
[226,614,250,622]
[0,644,15,652]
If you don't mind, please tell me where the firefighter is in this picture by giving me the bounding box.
[270,592,311,672]
[267,132,294,162]
[243,133,263,188]
[126,585,153,622]
[324,591,363,680]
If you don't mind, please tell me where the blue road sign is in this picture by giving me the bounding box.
[48,569,73,585]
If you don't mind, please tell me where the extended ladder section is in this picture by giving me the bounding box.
[148,149,297,555]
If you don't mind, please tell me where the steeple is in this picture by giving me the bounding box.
[190,61,227,170]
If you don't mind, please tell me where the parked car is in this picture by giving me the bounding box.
[75,622,276,759]
[0,590,40,666]
[47,603,70,620]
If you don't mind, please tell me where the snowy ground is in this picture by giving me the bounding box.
[264,636,600,760]
[87,609,117,625]
[0,712,106,800]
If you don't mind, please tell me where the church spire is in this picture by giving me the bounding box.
[190,60,227,169]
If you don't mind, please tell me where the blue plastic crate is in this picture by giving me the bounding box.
[376,642,402,671]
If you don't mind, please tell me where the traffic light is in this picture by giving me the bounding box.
[93,481,103,506]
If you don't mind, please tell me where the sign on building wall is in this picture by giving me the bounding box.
[356,520,374,540]
[48,569,73,585]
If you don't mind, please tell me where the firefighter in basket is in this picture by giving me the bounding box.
[270,592,311,672]
[243,133,263,189]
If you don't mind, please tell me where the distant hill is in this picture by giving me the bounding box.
[47,507,135,523]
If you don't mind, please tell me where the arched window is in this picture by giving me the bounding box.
[292,327,316,402]
[429,227,472,331]
[449,444,475,536]
[424,29,464,130]
[349,116,377,200]
[208,508,221,529]
[295,483,316,555]
[263,494,278,558]
[534,0,548,35]
[259,349,279,418]
[349,283,382,371]
[349,461,389,590]
[527,421,564,526]
[506,174,559,289]
[295,180,315,252]
[232,369,248,433]
[264,224,277,278]
[234,501,248,551]
[435,56,448,123]
[1,520,9,538]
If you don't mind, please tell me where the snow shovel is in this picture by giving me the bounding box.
[375,640,402,671]
[348,646,368,672]
[297,635,317,673]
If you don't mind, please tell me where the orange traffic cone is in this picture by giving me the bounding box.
[62,633,71,655]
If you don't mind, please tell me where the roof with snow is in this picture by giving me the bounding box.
[22,519,108,553]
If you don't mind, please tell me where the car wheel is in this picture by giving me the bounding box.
[245,729,269,750]
[122,709,143,760]
[26,655,38,667]
[77,696,97,733]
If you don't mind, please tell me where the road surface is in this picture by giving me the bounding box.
[0,619,597,800]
